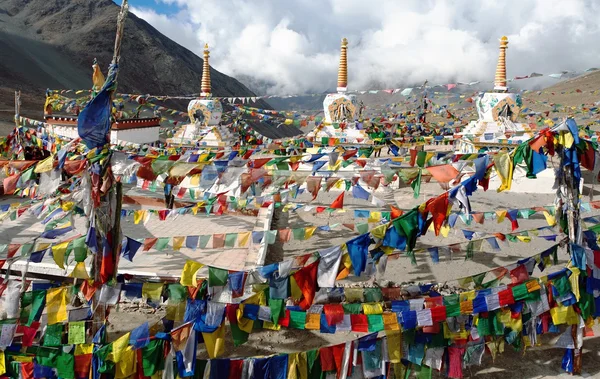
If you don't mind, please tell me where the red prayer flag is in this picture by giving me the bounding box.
[293,261,319,310]
[319,346,336,372]
[350,314,369,333]
[510,264,529,284]
[74,354,93,379]
[229,360,244,379]
[498,288,515,306]
[409,149,418,167]
[390,205,403,219]
[3,174,19,195]
[323,304,344,326]
[329,192,344,209]
[143,238,158,251]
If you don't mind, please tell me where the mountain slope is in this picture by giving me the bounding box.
[0,0,269,123]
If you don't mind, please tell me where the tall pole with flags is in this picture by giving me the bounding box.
[77,0,129,337]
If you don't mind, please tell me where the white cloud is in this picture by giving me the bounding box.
[131,0,600,95]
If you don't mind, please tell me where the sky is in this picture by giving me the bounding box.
[124,0,600,96]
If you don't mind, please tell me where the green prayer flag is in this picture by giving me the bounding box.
[43,323,63,346]
[167,284,187,303]
[151,158,175,175]
[292,228,306,241]
[142,339,165,376]
[472,272,486,288]
[443,294,459,306]
[415,364,432,379]
[67,321,86,345]
[154,237,170,251]
[199,235,211,249]
[27,290,46,326]
[56,353,75,378]
[512,283,530,301]
[363,288,383,303]
[230,323,249,346]
[208,266,228,286]
[356,223,369,235]
[289,311,306,329]
[416,151,428,168]
[411,169,422,198]
[269,299,284,325]
[394,208,420,251]
[552,275,571,297]
[465,241,474,261]
[342,303,362,314]
[367,315,384,332]
[33,347,59,368]
[72,236,88,262]
[445,303,460,318]
[224,233,237,248]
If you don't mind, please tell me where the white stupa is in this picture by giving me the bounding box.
[457,36,534,154]
[306,38,368,144]
[168,44,234,147]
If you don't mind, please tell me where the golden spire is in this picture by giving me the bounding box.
[201,43,211,96]
[494,36,509,91]
[337,38,348,91]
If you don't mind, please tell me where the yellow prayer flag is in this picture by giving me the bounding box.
[46,287,68,324]
[493,153,513,192]
[172,236,185,251]
[10,356,33,363]
[0,351,5,375]
[75,344,94,355]
[108,332,131,363]
[341,252,352,269]
[202,323,226,358]
[370,225,387,240]
[69,262,90,279]
[34,155,54,173]
[440,224,450,238]
[290,276,303,301]
[190,174,201,186]
[305,313,321,330]
[166,301,186,321]
[287,352,308,379]
[499,309,523,332]
[142,283,164,303]
[516,235,531,243]
[550,304,580,325]
[304,227,317,240]
[263,321,281,331]
[180,260,204,287]
[238,232,252,247]
[362,303,384,315]
[459,291,476,302]
[569,268,581,301]
[496,210,507,223]
[114,346,136,378]
[133,210,144,225]
[385,330,402,363]
[236,304,254,333]
[368,212,382,223]
[61,201,75,211]
[543,211,556,226]
[51,241,69,269]
[383,313,400,331]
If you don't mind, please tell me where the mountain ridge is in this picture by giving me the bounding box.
[0,0,270,123]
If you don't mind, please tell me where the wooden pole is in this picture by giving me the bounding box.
[557,119,582,375]
[14,91,22,157]
[91,0,129,338]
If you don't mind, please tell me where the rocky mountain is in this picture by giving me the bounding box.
[0,0,269,124]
